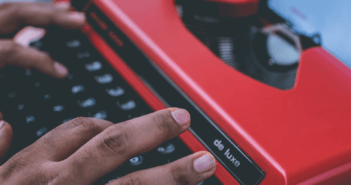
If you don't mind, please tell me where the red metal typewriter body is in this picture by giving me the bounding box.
[64,0,351,184]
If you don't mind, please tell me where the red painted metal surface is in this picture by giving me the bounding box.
[52,0,351,184]
[90,0,351,184]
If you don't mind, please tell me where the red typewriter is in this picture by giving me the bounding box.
[2,0,351,184]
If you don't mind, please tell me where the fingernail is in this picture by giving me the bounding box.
[193,154,216,173]
[171,109,190,125]
[54,62,68,76]
[55,2,70,9]
[69,12,86,23]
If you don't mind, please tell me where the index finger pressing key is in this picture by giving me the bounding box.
[60,108,191,184]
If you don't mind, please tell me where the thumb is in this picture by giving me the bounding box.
[0,120,13,164]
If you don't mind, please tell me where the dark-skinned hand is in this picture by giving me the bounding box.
[0,3,216,185]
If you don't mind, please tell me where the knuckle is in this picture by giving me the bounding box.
[1,156,29,177]
[53,169,80,185]
[27,168,57,185]
[151,112,174,136]
[170,165,191,185]
[69,117,98,135]
[0,155,50,184]
[98,127,128,156]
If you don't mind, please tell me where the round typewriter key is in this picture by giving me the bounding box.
[129,156,144,166]
[157,143,175,154]
[36,127,48,137]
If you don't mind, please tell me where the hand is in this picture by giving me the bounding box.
[0,2,85,160]
[0,2,86,78]
[0,109,216,185]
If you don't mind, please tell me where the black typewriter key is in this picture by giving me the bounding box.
[129,155,144,166]
[157,142,176,155]
[15,113,51,148]
[85,61,103,72]
[49,99,78,121]
[88,110,108,120]
[75,46,96,62]
[71,84,85,94]
[94,74,113,84]
[25,115,36,124]
[117,100,137,111]
[77,97,96,108]
[51,104,68,120]
[76,50,91,60]
[66,39,82,49]
[35,127,48,138]
[53,105,65,113]
[106,86,125,97]
[123,155,149,173]
[77,97,104,119]
[17,113,48,136]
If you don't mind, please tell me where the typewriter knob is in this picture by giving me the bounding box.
[266,34,300,66]
[253,24,301,72]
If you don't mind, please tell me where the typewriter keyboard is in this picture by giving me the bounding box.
[0,29,221,184]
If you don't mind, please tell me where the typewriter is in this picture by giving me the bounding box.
[1,0,351,184]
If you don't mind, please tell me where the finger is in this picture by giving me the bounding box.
[0,3,85,35]
[0,120,13,164]
[108,151,216,185]
[0,112,3,120]
[0,40,68,78]
[54,2,71,10]
[22,117,113,162]
[61,108,191,184]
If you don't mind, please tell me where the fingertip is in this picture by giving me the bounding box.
[55,2,71,10]
[54,62,69,78]
[193,151,216,173]
[69,12,86,25]
[170,108,191,126]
